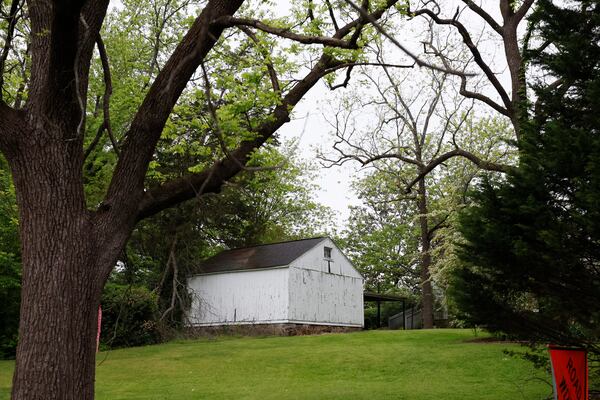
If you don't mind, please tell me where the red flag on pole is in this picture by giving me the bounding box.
[549,346,588,400]
[96,305,102,353]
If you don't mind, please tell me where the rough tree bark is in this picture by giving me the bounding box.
[0,0,399,398]
[416,176,434,329]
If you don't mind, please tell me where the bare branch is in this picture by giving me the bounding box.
[424,39,510,117]
[324,61,414,73]
[324,60,415,91]
[325,0,340,31]
[329,65,354,90]
[461,0,502,34]
[323,140,423,167]
[344,0,472,77]
[410,6,513,113]
[405,148,512,193]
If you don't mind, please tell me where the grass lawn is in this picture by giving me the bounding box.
[0,329,551,399]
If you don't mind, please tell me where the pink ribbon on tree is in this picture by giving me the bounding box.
[96,305,102,353]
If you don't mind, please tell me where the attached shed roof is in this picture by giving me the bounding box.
[195,237,328,274]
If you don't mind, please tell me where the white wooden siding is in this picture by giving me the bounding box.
[287,266,364,326]
[289,238,362,279]
[187,267,289,326]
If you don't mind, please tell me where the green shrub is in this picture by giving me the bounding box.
[100,283,161,348]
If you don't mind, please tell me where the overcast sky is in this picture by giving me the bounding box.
[279,85,361,229]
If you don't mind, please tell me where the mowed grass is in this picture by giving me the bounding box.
[0,329,551,399]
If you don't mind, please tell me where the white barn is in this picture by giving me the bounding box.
[187,237,364,330]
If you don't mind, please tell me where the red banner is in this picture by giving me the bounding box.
[549,346,588,400]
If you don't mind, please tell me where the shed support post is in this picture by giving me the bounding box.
[377,301,381,328]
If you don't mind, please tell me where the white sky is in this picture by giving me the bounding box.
[279,83,362,228]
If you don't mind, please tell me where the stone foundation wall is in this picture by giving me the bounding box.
[187,323,362,338]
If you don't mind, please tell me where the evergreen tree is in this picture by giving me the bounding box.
[451,0,600,357]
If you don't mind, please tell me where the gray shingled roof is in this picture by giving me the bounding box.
[195,237,328,274]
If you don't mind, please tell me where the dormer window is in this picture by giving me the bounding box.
[324,246,332,259]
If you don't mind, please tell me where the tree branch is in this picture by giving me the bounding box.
[95,35,119,156]
[83,121,106,161]
[345,0,471,77]
[325,61,415,72]
[330,150,423,168]
[200,61,284,173]
[135,57,330,220]
[214,16,356,48]
[0,0,23,100]
[424,39,509,117]
[160,235,179,322]
[135,0,400,220]
[513,0,535,24]
[102,0,244,220]
[13,45,29,109]
[404,148,512,193]
[325,0,340,31]
[410,6,513,113]
[427,212,450,239]
[329,65,354,90]
[237,26,281,94]
[461,0,502,35]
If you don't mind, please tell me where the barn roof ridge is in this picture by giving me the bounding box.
[221,236,329,252]
[192,237,331,275]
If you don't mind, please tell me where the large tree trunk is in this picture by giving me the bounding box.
[7,139,121,399]
[1,1,244,397]
[12,257,101,400]
[417,177,434,329]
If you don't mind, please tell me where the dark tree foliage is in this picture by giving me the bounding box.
[450,0,600,357]
[0,156,20,358]
[100,284,161,348]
